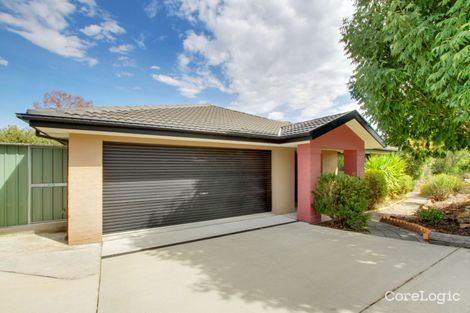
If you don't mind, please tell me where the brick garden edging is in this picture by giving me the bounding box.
[380,216,470,248]
[380,216,431,240]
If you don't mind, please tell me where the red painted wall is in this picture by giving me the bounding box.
[296,124,365,223]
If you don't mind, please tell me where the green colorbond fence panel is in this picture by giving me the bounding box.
[0,144,67,227]
[31,146,68,223]
[0,145,28,227]
[0,145,4,226]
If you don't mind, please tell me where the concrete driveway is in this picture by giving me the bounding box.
[99,223,469,313]
[1,223,469,313]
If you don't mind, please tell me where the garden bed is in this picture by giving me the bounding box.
[399,194,470,236]
[400,216,470,236]
[318,220,368,234]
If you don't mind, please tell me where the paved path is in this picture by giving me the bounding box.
[367,220,425,242]
[366,192,428,243]
[372,191,428,218]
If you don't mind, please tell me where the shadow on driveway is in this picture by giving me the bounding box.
[99,222,461,313]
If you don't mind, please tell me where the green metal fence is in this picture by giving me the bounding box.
[0,143,67,227]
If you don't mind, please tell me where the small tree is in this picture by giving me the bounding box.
[33,90,93,109]
[0,126,59,145]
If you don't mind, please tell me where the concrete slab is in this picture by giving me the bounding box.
[0,271,99,313]
[98,223,459,313]
[102,213,294,256]
[365,248,470,313]
[0,232,101,279]
[0,232,102,313]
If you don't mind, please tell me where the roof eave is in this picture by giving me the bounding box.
[16,110,385,147]
[278,111,385,147]
[18,113,284,144]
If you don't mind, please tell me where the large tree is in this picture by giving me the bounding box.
[342,0,469,156]
[33,90,93,109]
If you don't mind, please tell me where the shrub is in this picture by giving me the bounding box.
[400,152,428,180]
[420,183,430,196]
[365,154,408,197]
[314,174,370,230]
[432,150,470,176]
[0,125,59,144]
[417,207,445,224]
[365,169,387,209]
[398,175,414,194]
[420,174,464,201]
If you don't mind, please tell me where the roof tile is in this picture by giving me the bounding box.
[25,104,357,139]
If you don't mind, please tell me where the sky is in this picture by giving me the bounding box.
[0,0,358,128]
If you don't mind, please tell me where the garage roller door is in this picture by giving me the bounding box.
[103,143,272,234]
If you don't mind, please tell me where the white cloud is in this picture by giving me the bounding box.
[77,0,97,16]
[0,0,97,66]
[80,19,125,41]
[116,71,133,78]
[152,70,230,98]
[113,55,136,67]
[268,111,285,121]
[109,44,135,54]
[150,65,160,70]
[78,0,96,6]
[134,33,146,49]
[0,56,8,66]
[144,0,159,18]
[163,0,355,120]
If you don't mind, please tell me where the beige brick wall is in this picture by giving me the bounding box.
[68,134,103,244]
[321,150,338,175]
[67,133,295,244]
[272,148,296,214]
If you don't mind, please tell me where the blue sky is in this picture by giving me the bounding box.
[0,0,357,128]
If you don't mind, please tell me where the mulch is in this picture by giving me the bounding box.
[318,220,368,234]
[400,216,470,236]
[398,199,470,236]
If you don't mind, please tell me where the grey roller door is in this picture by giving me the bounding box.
[103,143,272,234]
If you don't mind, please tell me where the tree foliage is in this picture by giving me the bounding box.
[342,0,469,156]
[0,126,59,145]
[33,90,93,109]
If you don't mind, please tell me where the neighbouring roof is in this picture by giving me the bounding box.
[17,104,384,146]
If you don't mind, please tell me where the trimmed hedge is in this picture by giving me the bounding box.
[314,174,370,230]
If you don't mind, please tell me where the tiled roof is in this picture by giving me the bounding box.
[280,111,352,136]
[22,104,366,140]
[26,104,289,137]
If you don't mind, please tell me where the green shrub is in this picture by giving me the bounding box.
[400,152,428,180]
[398,175,414,194]
[0,125,59,144]
[365,169,387,209]
[314,174,370,230]
[432,150,470,175]
[420,174,464,201]
[417,207,445,224]
[365,154,408,197]
[420,183,430,196]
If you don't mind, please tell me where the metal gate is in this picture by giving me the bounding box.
[103,143,272,234]
[0,143,67,227]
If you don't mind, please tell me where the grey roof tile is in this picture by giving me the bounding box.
[24,104,359,139]
[280,111,352,136]
[27,104,290,137]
